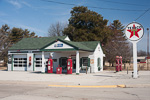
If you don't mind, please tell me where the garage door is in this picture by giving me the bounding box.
[13,54,27,71]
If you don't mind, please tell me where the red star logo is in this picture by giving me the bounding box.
[127,24,141,38]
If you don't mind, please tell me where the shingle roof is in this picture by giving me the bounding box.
[9,36,99,52]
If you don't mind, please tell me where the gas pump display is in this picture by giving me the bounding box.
[47,57,53,73]
[67,57,72,74]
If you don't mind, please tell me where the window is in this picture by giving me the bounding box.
[14,58,27,67]
[82,57,88,66]
[97,58,101,71]
[35,58,42,67]
[80,57,90,68]
[97,58,100,67]
[59,57,67,70]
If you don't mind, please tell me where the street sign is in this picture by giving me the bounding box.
[125,22,144,78]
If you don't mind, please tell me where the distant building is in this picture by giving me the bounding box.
[131,56,148,63]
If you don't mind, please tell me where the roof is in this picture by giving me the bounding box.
[9,36,100,52]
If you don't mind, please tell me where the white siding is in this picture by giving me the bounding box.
[45,41,73,49]
[94,43,104,72]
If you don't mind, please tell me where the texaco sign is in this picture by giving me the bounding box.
[125,22,144,41]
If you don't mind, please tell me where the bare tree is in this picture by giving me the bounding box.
[48,22,67,37]
[104,20,132,67]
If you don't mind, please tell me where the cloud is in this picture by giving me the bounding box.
[21,1,32,7]
[7,0,22,8]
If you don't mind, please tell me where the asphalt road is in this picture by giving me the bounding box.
[0,83,150,100]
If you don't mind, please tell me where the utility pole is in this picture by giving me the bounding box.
[147,28,149,70]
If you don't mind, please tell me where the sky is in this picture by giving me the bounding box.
[0,0,150,52]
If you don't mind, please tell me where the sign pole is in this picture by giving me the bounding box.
[125,22,144,79]
[132,41,138,78]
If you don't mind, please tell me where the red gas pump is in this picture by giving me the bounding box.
[67,57,72,74]
[116,56,120,72]
[119,56,122,71]
[47,57,53,73]
[29,56,31,66]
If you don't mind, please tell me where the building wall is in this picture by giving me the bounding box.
[94,43,104,72]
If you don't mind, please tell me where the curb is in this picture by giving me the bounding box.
[48,84,126,88]
[126,84,150,88]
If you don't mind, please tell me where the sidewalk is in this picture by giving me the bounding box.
[0,70,150,88]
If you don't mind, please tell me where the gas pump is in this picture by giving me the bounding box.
[47,57,53,73]
[67,57,72,74]
[116,56,120,72]
[119,56,122,71]
[29,56,31,66]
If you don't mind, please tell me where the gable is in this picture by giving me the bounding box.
[45,41,74,49]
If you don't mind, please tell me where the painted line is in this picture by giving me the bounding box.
[48,84,126,88]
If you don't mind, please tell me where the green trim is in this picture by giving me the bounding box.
[10,51,28,53]
[33,54,35,71]
[76,73,79,75]
[40,48,77,51]
[78,49,93,52]
[88,58,90,67]
[11,54,13,71]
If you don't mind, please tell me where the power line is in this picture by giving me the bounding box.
[96,0,150,7]
[41,0,147,12]
[135,8,150,21]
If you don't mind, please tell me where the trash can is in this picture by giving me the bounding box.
[56,67,62,74]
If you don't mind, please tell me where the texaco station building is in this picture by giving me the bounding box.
[7,36,105,74]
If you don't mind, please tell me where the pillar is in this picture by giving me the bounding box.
[76,51,79,75]
[42,51,45,73]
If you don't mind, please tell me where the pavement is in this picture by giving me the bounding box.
[0,70,150,88]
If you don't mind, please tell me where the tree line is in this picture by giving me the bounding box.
[0,24,38,65]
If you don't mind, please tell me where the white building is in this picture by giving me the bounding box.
[8,36,105,74]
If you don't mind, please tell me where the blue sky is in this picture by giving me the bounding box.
[0,0,150,52]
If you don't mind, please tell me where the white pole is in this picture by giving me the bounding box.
[132,41,138,78]
[42,51,45,73]
[76,51,79,75]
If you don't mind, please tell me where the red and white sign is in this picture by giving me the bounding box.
[125,22,144,41]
